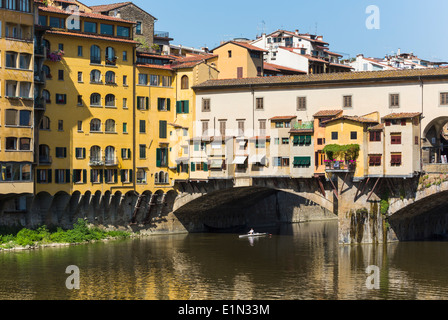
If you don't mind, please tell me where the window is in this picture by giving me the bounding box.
[150,75,159,86]
[19,138,31,151]
[138,73,148,85]
[123,98,128,109]
[90,93,101,106]
[100,24,114,36]
[73,170,86,184]
[162,76,172,87]
[297,97,306,111]
[55,94,66,104]
[90,118,101,132]
[176,100,189,114]
[105,71,115,84]
[55,147,67,158]
[105,119,116,133]
[256,97,264,110]
[90,69,101,83]
[202,98,211,112]
[343,95,352,108]
[238,121,244,136]
[350,131,357,140]
[123,122,127,133]
[139,120,146,133]
[137,96,149,110]
[136,168,146,184]
[181,75,189,89]
[122,51,128,61]
[90,45,101,64]
[390,94,399,108]
[121,148,131,159]
[77,95,83,106]
[139,144,146,159]
[105,169,117,184]
[78,46,83,57]
[84,21,97,33]
[159,120,167,138]
[123,75,128,86]
[58,43,64,51]
[58,120,63,131]
[5,137,17,150]
[136,21,142,35]
[117,26,130,38]
[331,132,338,140]
[105,47,116,65]
[5,80,17,97]
[317,138,325,145]
[202,121,209,136]
[369,155,382,166]
[105,146,116,165]
[58,69,64,80]
[282,138,289,144]
[19,110,31,126]
[156,148,168,167]
[43,90,50,103]
[77,71,83,82]
[369,131,381,142]
[49,16,65,28]
[5,52,17,68]
[39,145,51,163]
[391,153,402,166]
[43,65,51,79]
[259,120,266,135]
[39,116,50,130]
[219,121,226,136]
[440,92,448,105]
[157,98,171,111]
[19,53,31,70]
[105,94,115,107]
[90,146,101,162]
[77,120,82,131]
[5,109,17,126]
[391,133,401,144]
[55,169,69,184]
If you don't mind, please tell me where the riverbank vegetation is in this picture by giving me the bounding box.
[0,218,131,250]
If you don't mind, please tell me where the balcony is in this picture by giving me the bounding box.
[154,31,170,38]
[39,156,52,165]
[325,160,356,172]
[34,97,46,110]
[89,157,104,166]
[105,156,119,166]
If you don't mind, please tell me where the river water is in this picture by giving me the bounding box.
[1,220,448,300]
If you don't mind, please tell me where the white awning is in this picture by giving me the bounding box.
[249,154,266,164]
[210,159,223,168]
[174,157,189,164]
[232,156,247,164]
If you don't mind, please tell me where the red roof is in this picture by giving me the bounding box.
[90,2,132,12]
[382,112,422,119]
[46,30,138,44]
[263,62,306,74]
[212,41,268,53]
[313,110,343,117]
[38,5,135,24]
[136,63,174,70]
[171,54,217,69]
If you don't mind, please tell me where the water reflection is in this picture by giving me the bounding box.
[1,220,448,300]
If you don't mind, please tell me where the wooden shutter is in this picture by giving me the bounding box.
[176,101,181,113]
[66,169,70,183]
[185,100,189,113]
[167,98,171,111]
[156,148,161,167]
[83,169,87,183]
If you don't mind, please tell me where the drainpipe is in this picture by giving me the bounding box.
[250,84,255,136]
[419,76,424,172]
[132,45,137,193]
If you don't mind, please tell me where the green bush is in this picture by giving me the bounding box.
[323,144,360,161]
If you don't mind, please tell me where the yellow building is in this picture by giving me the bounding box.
[0,1,35,203]
[35,1,138,196]
[211,41,267,79]
[323,113,379,180]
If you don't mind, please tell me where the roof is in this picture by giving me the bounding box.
[264,30,329,45]
[313,110,343,118]
[90,2,157,20]
[382,112,422,120]
[263,62,307,74]
[323,115,379,125]
[38,5,135,24]
[368,123,385,131]
[270,116,297,121]
[136,63,174,70]
[46,30,138,44]
[171,54,217,69]
[212,41,268,53]
[289,129,314,134]
[193,68,448,90]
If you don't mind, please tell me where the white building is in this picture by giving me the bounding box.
[250,29,352,74]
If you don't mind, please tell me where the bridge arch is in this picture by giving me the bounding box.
[423,116,448,164]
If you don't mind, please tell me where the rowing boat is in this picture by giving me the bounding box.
[238,233,269,238]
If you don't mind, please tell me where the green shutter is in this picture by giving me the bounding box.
[121,169,125,182]
[36,169,41,183]
[137,97,141,109]
[203,162,208,172]
[83,169,87,183]
[83,148,86,159]
[114,169,118,183]
[191,162,195,172]
[90,169,93,182]
[145,97,149,110]
[157,98,162,111]
[99,169,103,183]
[176,101,181,113]
[156,148,161,167]
[129,169,133,183]
[127,149,131,159]
[66,169,70,183]
[185,100,189,113]
[305,135,312,144]
[159,121,167,138]
[47,169,52,183]
[177,164,180,173]
[167,98,171,111]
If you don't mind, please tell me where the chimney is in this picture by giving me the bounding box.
[295,29,299,34]
[397,48,401,56]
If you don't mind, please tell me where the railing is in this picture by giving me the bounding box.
[34,97,46,110]
[154,31,170,38]
[89,157,104,166]
[105,156,118,166]
[325,161,356,171]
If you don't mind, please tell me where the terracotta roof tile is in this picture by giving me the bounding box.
[38,5,135,24]
[212,41,268,53]
[46,30,138,44]
[90,2,131,12]
[263,62,306,74]
[270,116,297,121]
[313,110,343,117]
[289,129,314,134]
[382,112,422,119]
[136,63,173,70]
[323,115,378,124]
[368,123,385,131]
[193,68,448,89]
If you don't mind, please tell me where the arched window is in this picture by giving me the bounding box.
[90,69,101,83]
[90,145,101,162]
[105,119,115,132]
[43,65,51,79]
[105,146,115,165]
[43,40,50,53]
[105,94,115,107]
[39,116,50,130]
[42,89,50,103]
[90,45,101,64]
[39,144,50,163]
[90,118,101,132]
[105,71,115,84]
[154,172,159,184]
[105,47,116,65]
[181,75,189,89]
[90,93,101,106]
